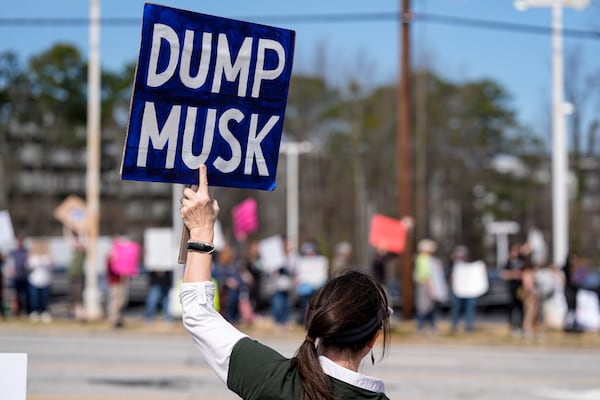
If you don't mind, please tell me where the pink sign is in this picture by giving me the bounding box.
[369,214,407,254]
[232,198,259,241]
[110,239,141,276]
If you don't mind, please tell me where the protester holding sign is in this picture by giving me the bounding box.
[449,246,488,334]
[179,165,391,400]
[106,237,137,328]
[413,239,439,335]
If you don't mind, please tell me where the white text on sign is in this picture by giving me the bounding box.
[136,23,286,177]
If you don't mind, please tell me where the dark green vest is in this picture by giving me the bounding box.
[227,337,390,400]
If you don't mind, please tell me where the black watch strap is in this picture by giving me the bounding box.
[186,241,215,254]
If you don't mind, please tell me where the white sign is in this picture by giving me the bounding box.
[528,228,547,265]
[486,221,520,235]
[0,353,27,400]
[258,235,286,273]
[487,221,520,268]
[296,255,328,289]
[577,289,600,331]
[144,228,177,271]
[452,261,489,299]
[0,210,15,252]
[213,220,225,252]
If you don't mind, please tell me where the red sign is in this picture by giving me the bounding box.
[369,214,407,254]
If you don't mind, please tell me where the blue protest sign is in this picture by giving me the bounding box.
[120,3,295,190]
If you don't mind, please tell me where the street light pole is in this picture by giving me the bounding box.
[514,0,589,266]
[550,0,568,267]
[84,0,103,320]
[279,141,312,255]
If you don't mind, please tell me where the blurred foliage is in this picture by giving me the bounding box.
[1,42,599,264]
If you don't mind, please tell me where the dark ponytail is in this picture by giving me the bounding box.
[292,336,334,400]
[291,270,391,400]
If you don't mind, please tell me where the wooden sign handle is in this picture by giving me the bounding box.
[177,184,192,265]
[178,224,190,265]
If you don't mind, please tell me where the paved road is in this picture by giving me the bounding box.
[1,321,600,400]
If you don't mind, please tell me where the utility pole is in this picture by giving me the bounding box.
[84,0,103,320]
[398,0,414,319]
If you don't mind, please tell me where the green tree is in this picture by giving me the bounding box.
[28,43,88,144]
[0,51,29,209]
[565,48,600,256]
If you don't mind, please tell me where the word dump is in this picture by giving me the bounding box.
[121,4,295,190]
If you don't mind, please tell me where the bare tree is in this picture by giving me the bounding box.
[564,47,600,255]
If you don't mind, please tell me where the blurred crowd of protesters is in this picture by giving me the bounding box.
[209,236,330,330]
[499,241,600,339]
[407,236,600,339]
[0,229,336,330]
[502,242,600,338]
[2,228,599,339]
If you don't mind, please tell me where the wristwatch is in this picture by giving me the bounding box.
[186,241,215,254]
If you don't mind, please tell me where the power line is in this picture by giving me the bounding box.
[0,17,140,26]
[415,12,600,40]
[0,12,598,40]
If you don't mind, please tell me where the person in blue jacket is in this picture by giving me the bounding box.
[179,165,392,400]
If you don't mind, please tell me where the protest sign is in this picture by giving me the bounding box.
[430,257,449,303]
[232,198,258,240]
[213,220,226,251]
[0,353,27,400]
[29,239,50,256]
[368,214,407,254]
[53,195,88,234]
[121,3,296,190]
[258,235,286,273]
[451,261,489,299]
[296,255,328,289]
[109,238,141,276]
[576,289,600,331]
[0,210,15,251]
[145,228,176,271]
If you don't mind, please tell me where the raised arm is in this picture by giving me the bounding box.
[178,165,247,384]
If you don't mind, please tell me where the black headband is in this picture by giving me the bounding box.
[331,308,386,344]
